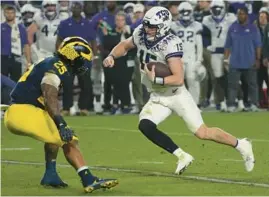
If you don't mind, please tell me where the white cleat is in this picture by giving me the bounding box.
[237,100,246,111]
[95,102,103,114]
[220,101,227,112]
[175,153,194,175]
[236,138,255,172]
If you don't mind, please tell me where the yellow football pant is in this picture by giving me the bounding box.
[4,104,78,147]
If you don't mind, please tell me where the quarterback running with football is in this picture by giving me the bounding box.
[103,6,255,174]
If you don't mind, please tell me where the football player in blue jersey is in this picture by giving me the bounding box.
[4,36,118,193]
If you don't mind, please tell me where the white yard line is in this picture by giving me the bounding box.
[220,159,244,162]
[2,160,269,188]
[1,148,32,151]
[137,161,164,164]
[74,126,269,142]
[74,126,193,136]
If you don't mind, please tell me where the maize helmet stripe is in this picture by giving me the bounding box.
[58,37,92,61]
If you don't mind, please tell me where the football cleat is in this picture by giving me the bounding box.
[236,138,255,172]
[40,172,68,188]
[175,152,194,175]
[84,178,119,193]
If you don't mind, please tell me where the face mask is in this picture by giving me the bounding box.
[46,11,55,16]
[60,6,69,12]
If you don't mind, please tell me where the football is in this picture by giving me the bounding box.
[146,61,172,78]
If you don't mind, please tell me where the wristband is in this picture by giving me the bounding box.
[108,54,115,59]
[154,77,164,85]
[54,115,67,128]
[223,59,229,63]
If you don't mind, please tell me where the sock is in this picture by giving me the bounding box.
[77,166,95,187]
[173,148,185,159]
[45,160,56,172]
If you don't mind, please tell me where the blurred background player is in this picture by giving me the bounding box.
[4,36,118,193]
[59,0,70,20]
[171,2,206,106]
[27,0,61,62]
[14,0,28,23]
[20,3,36,28]
[1,4,32,82]
[202,0,242,111]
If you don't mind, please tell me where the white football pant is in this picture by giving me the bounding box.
[139,85,204,133]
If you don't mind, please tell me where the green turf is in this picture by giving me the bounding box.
[1,112,269,195]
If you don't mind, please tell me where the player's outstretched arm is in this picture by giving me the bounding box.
[103,37,136,67]
[164,57,184,86]
[41,73,73,142]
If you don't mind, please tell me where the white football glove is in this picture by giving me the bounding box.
[195,65,207,82]
[206,45,216,53]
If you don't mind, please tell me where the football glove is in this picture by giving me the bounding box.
[195,65,207,82]
[54,115,74,142]
[59,125,74,142]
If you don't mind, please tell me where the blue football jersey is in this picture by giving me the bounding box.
[11,56,70,109]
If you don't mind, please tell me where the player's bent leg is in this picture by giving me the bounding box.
[138,119,179,153]
[194,125,255,172]
[138,119,194,174]
[41,143,68,187]
[62,140,118,193]
[139,99,194,174]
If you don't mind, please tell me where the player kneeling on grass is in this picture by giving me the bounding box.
[103,7,255,174]
[4,37,118,193]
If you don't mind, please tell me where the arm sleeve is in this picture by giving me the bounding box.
[164,37,184,60]
[41,73,61,90]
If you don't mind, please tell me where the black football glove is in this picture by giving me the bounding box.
[58,125,74,142]
[54,115,74,143]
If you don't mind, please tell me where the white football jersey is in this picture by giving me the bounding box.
[34,14,62,53]
[133,24,184,92]
[171,21,203,60]
[203,13,236,48]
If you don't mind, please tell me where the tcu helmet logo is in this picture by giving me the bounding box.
[156,10,169,21]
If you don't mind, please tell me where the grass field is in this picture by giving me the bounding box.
[1,112,269,196]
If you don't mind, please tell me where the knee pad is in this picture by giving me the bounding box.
[138,119,157,135]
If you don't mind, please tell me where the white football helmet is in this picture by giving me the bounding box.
[21,4,36,24]
[142,6,172,46]
[178,2,193,23]
[42,0,58,20]
[210,0,226,21]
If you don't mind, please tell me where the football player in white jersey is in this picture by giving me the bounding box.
[27,0,62,62]
[171,2,206,105]
[202,0,238,111]
[103,6,255,174]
